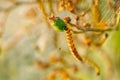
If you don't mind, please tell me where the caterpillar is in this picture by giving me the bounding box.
[49,16,100,75]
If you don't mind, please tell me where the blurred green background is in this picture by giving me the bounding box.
[0,0,120,80]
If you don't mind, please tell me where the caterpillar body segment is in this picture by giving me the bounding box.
[65,28,100,75]
[65,28,83,61]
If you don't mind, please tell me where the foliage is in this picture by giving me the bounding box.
[0,0,120,80]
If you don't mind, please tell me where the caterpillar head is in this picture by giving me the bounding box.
[49,15,67,31]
